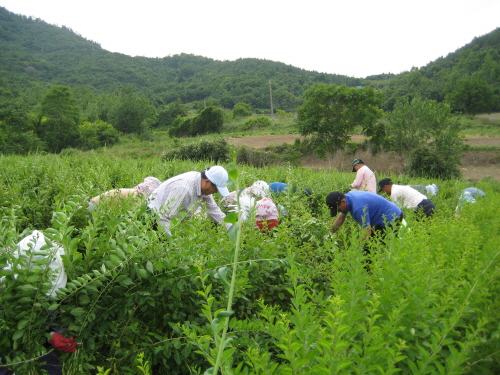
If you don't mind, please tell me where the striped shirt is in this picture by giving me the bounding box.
[147,171,227,236]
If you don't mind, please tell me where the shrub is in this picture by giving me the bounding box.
[78,120,121,150]
[168,107,223,137]
[235,145,281,167]
[241,115,272,130]
[162,137,230,163]
[232,102,252,119]
[406,146,462,180]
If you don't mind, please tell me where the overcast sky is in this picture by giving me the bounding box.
[1,0,499,78]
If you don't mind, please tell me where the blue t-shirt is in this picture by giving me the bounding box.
[269,182,288,194]
[344,191,402,228]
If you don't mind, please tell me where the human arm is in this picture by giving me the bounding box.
[361,225,372,242]
[331,213,347,233]
[205,196,231,229]
[350,169,364,189]
[90,188,138,205]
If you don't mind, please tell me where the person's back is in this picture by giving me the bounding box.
[390,185,428,210]
[462,187,485,198]
[350,159,377,193]
[269,182,288,194]
[345,191,401,228]
[255,197,279,231]
[148,171,199,213]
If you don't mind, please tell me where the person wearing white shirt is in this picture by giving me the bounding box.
[378,178,435,217]
[147,166,230,236]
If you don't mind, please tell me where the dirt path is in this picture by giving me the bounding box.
[226,134,500,181]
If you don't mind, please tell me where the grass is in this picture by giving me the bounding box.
[460,112,500,137]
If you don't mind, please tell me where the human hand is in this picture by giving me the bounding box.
[49,332,78,353]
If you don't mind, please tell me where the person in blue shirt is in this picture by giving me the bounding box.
[326,191,403,242]
[269,182,288,194]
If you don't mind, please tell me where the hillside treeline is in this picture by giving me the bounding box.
[1,6,499,156]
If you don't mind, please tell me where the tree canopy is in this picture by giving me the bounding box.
[297,84,383,154]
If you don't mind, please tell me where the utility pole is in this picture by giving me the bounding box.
[269,80,275,127]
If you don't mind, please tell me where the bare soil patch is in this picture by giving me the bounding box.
[464,137,500,147]
[226,134,500,182]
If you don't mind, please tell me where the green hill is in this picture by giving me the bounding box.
[367,28,500,111]
[2,6,499,112]
[0,6,364,110]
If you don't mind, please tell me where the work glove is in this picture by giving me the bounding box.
[49,332,78,353]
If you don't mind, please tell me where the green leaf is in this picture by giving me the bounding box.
[17,319,29,330]
[216,310,234,318]
[70,307,86,317]
[224,212,238,224]
[17,284,36,292]
[48,303,59,311]
[214,266,228,281]
[146,261,154,274]
[13,329,24,341]
[228,166,238,180]
[119,277,134,286]
[211,318,220,333]
[228,224,239,242]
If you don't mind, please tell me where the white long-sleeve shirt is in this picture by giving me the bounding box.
[390,185,428,210]
[147,171,227,236]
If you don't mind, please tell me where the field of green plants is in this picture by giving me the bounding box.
[1,152,500,374]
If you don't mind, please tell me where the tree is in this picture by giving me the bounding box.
[232,102,252,119]
[297,84,383,154]
[110,85,155,134]
[193,106,224,135]
[78,120,121,150]
[155,99,188,128]
[36,85,80,153]
[168,106,223,137]
[0,101,45,154]
[385,96,465,179]
[445,75,496,116]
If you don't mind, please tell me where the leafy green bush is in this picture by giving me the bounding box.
[241,115,272,130]
[406,146,462,179]
[168,106,224,137]
[232,102,252,119]
[162,137,230,163]
[235,145,281,167]
[78,120,121,150]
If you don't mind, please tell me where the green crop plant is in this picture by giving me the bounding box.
[0,152,499,374]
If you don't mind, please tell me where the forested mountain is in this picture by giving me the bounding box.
[367,28,500,111]
[0,7,362,111]
[1,6,499,113]
[1,6,499,156]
